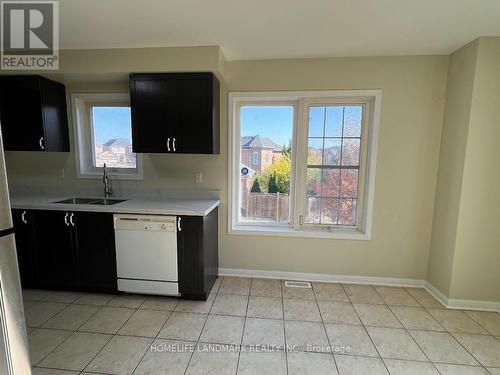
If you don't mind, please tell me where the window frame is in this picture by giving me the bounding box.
[72,92,143,180]
[228,90,382,240]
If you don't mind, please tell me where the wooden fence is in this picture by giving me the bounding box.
[243,193,289,222]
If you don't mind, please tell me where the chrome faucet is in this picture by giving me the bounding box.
[103,163,113,198]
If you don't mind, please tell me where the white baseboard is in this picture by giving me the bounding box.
[218,267,500,312]
[423,281,449,307]
[218,267,425,288]
[424,281,500,313]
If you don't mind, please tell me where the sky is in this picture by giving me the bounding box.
[241,106,293,147]
[92,107,132,145]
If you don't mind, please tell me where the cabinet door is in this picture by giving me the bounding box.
[12,210,37,288]
[74,212,117,292]
[0,76,45,151]
[130,75,174,153]
[173,74,219,154]
[39,78,70,152]
[177,215,205,299]
[33,210,77,290]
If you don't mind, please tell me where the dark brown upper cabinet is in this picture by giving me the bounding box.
[0,75,69,152]
[130,72,220,154]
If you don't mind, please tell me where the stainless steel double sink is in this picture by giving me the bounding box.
[53,197,128,206]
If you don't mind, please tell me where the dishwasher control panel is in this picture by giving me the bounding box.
[114,214,176,232]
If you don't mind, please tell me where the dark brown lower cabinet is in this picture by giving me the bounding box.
[73,212,117,293]
[12,207,218,299]
[178,207,218,300]
[12,210,37,288]
[32,210,77,290]
[13,209,117,293]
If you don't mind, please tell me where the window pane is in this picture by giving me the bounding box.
[324,138,342,165]
[92,106,136,169]
[343,106,362,137]
[240,106,293,224]
[340,169,358,197]
[306,168,321,197]
[341,138,360,166]
[307,138,323,165]
[303,104,364,229]
[322,169,340,197]
[308,107,325,137]
[325,107,343,137]
[338,199,357,225]
[321,198,339,224]
[305,197,321,224]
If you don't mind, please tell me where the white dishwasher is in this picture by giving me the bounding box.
[114,214,179,296]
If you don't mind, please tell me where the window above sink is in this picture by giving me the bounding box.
[72,93,143,181]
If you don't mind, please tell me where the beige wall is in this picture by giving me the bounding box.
[426,41,478,296]
[449,38,500,302]
[427,38,500,303]
[5,50,448,281]
[223,57,447,279]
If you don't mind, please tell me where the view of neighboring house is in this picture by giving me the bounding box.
[241,135,283,173]
[94,138,136,168]
[240,135,289,221]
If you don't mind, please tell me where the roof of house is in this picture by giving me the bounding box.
[241,135,281,150]
[102,138,131,147]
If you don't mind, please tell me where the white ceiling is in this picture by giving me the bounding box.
[59,0,500,60]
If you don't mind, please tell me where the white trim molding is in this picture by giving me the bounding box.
[218,268,500,312]
[219,267,424,288]
[424,281,500,313]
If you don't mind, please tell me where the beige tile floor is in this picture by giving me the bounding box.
[22,277,500,375]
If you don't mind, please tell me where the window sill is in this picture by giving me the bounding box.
[229,225,371,240]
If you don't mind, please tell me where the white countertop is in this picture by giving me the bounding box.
[10,194,220,216]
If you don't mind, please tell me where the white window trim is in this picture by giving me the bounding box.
[228,90,382,240]
[72,92,143,180]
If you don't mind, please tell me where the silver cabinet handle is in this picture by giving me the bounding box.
[69,213,75,227]
[177,217,181,231]
[167,138,171,152]
[64,213,69,226]
[21,211,27,224]
[172,137,176,152]
[39,137,45,150]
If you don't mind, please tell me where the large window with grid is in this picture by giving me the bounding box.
[229,91,381,240]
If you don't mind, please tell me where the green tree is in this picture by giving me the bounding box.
[250,178,261,193]
[282,141,292,159]
[259,156,291,194]
[268,173,279,193]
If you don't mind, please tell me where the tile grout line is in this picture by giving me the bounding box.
[235,278,253,375]
[78,295,148,373]
[181,276,222,375]
[310,281,341,375]
[28,294,109,369]
[381,296,442,374]
[463,310,498,336]
[422,305,497,371]
[342,283,392,374]
[128,304,177,374]
[280,280,290,375]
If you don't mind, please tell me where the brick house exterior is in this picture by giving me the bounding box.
[241,135,283,173]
